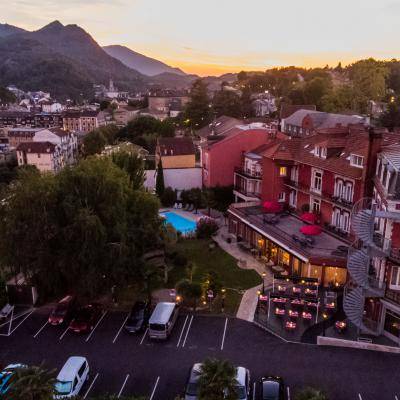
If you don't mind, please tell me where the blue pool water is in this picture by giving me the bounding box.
[161,212,196,234]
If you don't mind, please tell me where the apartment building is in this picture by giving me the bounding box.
[62,110,105,133]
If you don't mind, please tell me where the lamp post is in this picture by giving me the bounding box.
[221,288,226,313]
[322,312,328,337]
[262,272,266,294]
[256,290,261,315]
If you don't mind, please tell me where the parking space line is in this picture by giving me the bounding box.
[33,321,49,338]
[83,372,99,399]
[59,326,70,341]
[252,382,256,400]
[220,317,228,350]
[0,309,32,329]
[287,386,291,400]
[85,311,108,342]
[149,376,160,400]
[9,309,35,335]
[358,394,363,400]
[395,396,399,400]
[176,315,188,348]
[117,374,130,398]
[182,315,194,348]
[140,328,148,345]
[112,314,129,344]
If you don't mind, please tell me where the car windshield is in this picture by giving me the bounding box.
[53,305,67,316]
[185,382,198,396]
[149,323,165,331]
[55,380,72,395]
[235,385,247,399]
[263,381,279,400]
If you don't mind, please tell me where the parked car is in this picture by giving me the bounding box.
[124,301,150,333]
[184,363,202,400]
[49,295,77,326]
[148,302,179,340]
[54,356,89,398]
[261,376,284,400]
[235,367,251,400]
[0,364,27,395]
[68,303,103,333]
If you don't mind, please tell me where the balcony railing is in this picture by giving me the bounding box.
[390,247,400,263]
[234,186,261,199]
[234,167,262,180]
[385,288,400,305]
[373,232,392,255]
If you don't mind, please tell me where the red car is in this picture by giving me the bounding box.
[48,295,77,326]
[69,303,103,333]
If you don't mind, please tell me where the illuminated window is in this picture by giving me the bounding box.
[279,166,287,176]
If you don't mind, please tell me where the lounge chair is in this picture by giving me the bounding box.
[173,203,178,209]
[178,203,183,209]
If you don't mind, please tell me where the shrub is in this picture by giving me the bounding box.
[173,253,188,267]
[196,218,219,239]
[295,387,327,400]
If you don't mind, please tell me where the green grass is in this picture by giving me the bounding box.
[167,239,261,315]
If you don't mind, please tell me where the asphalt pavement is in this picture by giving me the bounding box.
[0,307,399,399]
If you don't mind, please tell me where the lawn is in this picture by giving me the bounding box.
[167,238,261,315]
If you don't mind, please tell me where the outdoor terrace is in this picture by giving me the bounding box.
[229,203,349,264]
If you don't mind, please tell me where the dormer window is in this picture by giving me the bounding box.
[350,154,364,168]
[314,146,327,159]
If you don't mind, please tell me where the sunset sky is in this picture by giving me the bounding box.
[2,0,400,76]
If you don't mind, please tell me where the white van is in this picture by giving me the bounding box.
[54,356,89,398]
[148,302,179,340]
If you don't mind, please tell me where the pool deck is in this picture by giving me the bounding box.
[159,208,206,222]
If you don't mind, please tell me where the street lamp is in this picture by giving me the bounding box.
[322,312,328,337]
[221,288,226,313]
[256,290,261,315]
[262,272,266,293]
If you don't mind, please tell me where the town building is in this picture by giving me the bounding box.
[281,110,369,137]
[201,123,277,188]
[196,115,244,143]
[7,128,41,148]
[0,111,63,128]
[16,141,64,173]
[156,137,196,169]
[144,90,189,120]
[62,110,106,133]
[251,92,277,117]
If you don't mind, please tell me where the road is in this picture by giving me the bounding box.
[0,307,399,399]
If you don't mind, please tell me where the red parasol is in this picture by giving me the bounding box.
[300,212,317,224]
[300,224,322,236]
[263,201,282,213]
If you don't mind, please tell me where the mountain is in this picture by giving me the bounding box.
[0,23,26,37]
[103,45,186,77]
[0,21,147,99]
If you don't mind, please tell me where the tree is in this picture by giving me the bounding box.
[121,116,160,141]
[240,86,254,118]
[100,100,111,110]
[161,187,177,207]
[176,279,202,310]
[197,358,238,400]
[0,157,161,298]
[111,151,145,190]
[183,79,212,129]
[210,186,234,212]
[156,159,165,197]
[83,129,107,156]
[196,218,219,239]
[0,86,16,104]
[295,387,327,400]
[158,118,176,138]
[380,101,400,131]
[9,365,55,400]
[321,85,356,113]
[303,77,332,110]
[212,90,242,118]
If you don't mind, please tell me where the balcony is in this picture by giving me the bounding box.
[390,247,400,263]
[233,185,261,200]
[385,288,400,305]
[234,167,262,180]
[373,232,392,255]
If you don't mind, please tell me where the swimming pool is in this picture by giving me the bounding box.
[160,211,197,234]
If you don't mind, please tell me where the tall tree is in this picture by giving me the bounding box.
[0,86,16,104]
[9,365,55,400]
[156,159,165,197]
[111,150,145,190]
[184,79,212,129]
[197,358,238,400]
[212,90,242,118]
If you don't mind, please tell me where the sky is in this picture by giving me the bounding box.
[2,0,400,76]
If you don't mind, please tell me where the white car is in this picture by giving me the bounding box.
[54,356,89,398]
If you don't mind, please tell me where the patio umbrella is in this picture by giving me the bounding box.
[300,212,317,224]
[300,224,322,236]
[263,201,282,213]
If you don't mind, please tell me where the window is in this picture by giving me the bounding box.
[314,146,327,159]
[390,267,400,290]
[311,198,321,213]
[290,166,298,182]
[350,154,364,168]
[289,190,297,207]
[278,192,286,201]
[311,169,323,193]
[342,212,350,232]
[279,166,287,177]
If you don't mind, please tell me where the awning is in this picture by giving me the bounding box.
[300,212,317,224]
[263,201,282,213]
[300,225,322,236]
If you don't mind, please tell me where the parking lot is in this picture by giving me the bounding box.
[0,306,400,399]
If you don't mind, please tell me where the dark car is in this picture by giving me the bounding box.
[261,376,284,400]
[124,301,150,333]
[48,295,77,326]
[69,303,103,333]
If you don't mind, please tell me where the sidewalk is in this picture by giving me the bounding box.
[214,225,273,322]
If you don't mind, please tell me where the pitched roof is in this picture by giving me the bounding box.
[158,137,195,156]
[48,127,70,137]
[280,103,316,119]
[196,115,243,138]
[17,141,56,154]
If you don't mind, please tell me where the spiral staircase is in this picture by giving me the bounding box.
[343,198,391,335]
